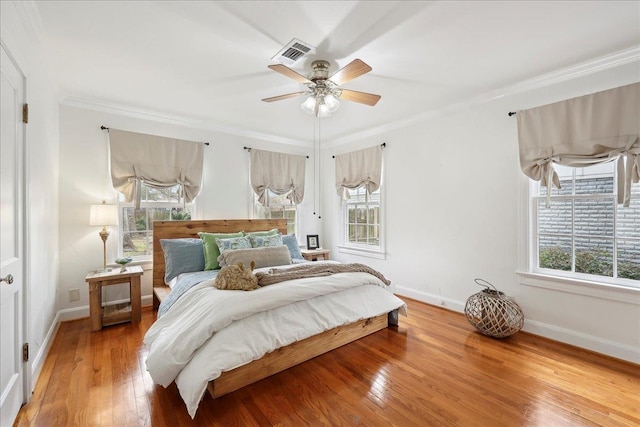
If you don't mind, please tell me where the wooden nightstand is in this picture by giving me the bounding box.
[85,266,143,331]
[300,249,331,261]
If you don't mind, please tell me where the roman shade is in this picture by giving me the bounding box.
[250,149,306,207]
[517,82,639,207]
[109,129,204,208]
[335,145,382,200]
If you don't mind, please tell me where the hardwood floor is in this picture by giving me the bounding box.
[15,298,640,426]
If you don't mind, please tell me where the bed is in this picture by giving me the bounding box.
[146,219,406,417]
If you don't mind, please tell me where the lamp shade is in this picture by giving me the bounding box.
[89,202,117,226]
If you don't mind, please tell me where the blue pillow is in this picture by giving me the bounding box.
[160,238,205,283]
[215,236,252,253]
[248,234,283,248]
[282,234,303,260]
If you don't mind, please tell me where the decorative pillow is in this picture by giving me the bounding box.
[248,233,283,248]
[218,245,292,269]
[282,234,303,260]
[160,238,205,283]
[198,231,244,270]
[215,236,252,253]
[244,228,279,238]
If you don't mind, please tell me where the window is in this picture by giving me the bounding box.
[531,162,640,286]
[344,186,381,249]
[119,184,192,259]
[253,190,297,235]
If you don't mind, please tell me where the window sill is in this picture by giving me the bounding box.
[517,271,640,305]
[108,258,153,272]
[337,245,386,260]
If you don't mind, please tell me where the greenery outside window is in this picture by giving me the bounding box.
[344,187,381,249]
[118,184,192,259]
[253,190,297,236]
[532,162,639,286]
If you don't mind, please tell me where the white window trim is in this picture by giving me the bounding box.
[117,199,194,261]
[517,174,640,303]
[340,184,385,258]
[250,191,299,238]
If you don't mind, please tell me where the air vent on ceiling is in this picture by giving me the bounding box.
[271,38,315,66]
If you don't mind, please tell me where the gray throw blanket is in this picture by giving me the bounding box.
[256,263,391,287]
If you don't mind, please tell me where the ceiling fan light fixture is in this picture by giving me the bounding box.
[300,95,317,115]
[324,93,341,113]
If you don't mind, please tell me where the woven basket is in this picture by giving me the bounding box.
[464,279,524,338]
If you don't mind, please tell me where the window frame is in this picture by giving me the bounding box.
[252,190,298,237]
[117,185,194,261]
[518,162,640,301]
[338,185,385,259]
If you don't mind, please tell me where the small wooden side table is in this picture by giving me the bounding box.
[85,266,143,331]
[300,249,331,261]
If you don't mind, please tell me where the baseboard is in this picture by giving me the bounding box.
[522,319,640,364]
[394,286,639,364]
[29,312,61,391]
[394,286,466,313]
[57,295,154,322]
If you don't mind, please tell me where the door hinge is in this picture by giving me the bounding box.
[22,343,29,362]
[22,103,29,124]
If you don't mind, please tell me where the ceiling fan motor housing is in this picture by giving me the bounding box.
[308,60,331,82]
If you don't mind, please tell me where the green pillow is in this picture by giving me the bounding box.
[198,231,244,270]
[244,228,279,238]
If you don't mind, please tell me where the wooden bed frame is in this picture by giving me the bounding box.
[152,219,393,399]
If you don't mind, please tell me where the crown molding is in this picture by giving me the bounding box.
[61,46,638,148]
[60,96,310,146]
[328,46,640,147]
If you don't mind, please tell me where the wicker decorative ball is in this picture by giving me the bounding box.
[464,279,524,338]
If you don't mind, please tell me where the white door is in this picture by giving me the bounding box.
[0,44,25,427]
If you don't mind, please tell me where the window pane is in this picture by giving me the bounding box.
[574,199,614,237]
[540,164,573,196]
[171,208,191,221]
[575,237,613,277]
[347,205,356,223]
[538,200,572,235]
[355,206,367,224]
[618,240,640,280]
[574,163,614,195]
[617,195,640,240]
[368,225,379,245]
[123,231,151,257]
[539,235,572,271]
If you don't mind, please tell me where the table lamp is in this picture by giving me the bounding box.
[89,201,118,272]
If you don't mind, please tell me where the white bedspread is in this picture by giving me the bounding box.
[144,271,406,418]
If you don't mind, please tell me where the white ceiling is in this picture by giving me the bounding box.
[34,1,640,144]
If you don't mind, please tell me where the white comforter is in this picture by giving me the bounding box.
[144,269,407,418]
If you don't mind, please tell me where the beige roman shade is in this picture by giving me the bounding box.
[517,82,639,207]
[250,149,306,207]
[109,129,205,208]
[335,145,382,200]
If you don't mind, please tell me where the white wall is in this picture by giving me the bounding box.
[1,1,60,389]
[57,104,318,315]
[321,61,640,363]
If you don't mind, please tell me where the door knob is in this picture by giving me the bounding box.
[0,274,13,285]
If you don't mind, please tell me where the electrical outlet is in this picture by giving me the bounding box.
[69,288,80,302]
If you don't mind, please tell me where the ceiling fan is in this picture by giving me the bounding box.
[262,59,381,118]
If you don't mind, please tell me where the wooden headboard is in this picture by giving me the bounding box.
[152,219,288,289]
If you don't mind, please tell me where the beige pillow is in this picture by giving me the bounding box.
[218,245,292,269]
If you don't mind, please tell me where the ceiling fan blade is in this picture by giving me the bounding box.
[268,64,312,84]
[339,89,381,106]
[261,92,308,103]
[329,59,372,86]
